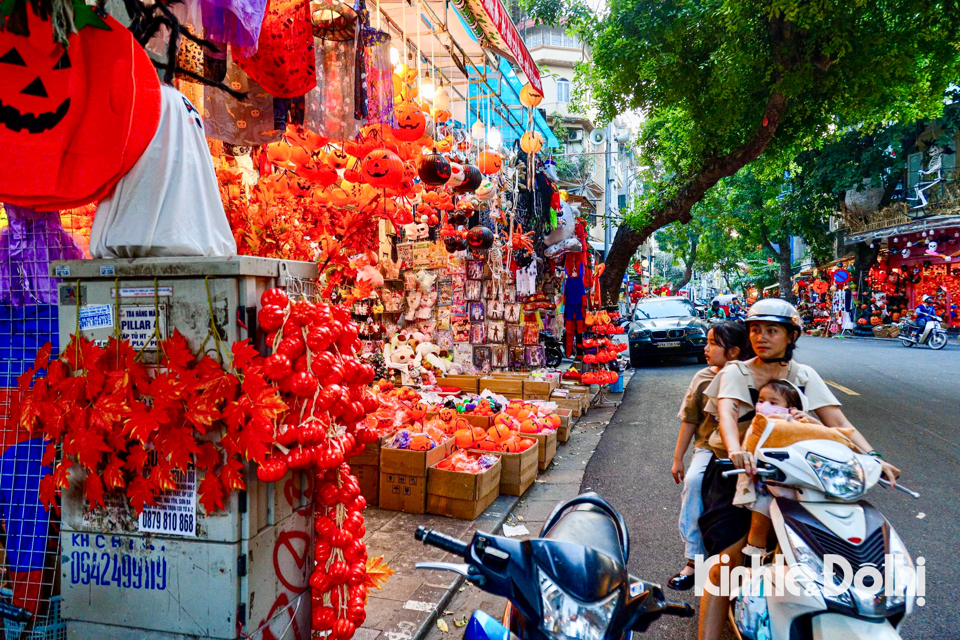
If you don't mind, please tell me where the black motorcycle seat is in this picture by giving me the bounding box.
[543,506,625,564]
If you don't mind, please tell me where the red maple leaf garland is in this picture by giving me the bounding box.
[18,330,288,516]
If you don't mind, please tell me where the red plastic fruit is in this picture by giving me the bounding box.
[261,288,289,309]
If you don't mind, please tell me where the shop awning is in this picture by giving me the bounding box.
[452,0,542,93]
[844,215,960,245]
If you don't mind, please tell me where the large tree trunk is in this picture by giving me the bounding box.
[778,249,794,303]
[600,92,789,305]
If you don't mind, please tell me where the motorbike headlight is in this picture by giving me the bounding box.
[538,569,618,640]
[805,453,865,500]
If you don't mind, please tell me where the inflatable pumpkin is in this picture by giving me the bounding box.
[477,150,503,175]
[361,148,404,188]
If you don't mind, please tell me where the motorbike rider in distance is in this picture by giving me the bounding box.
[706,300,727,321]
[911,294,938,337]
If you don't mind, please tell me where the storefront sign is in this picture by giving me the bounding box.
[119,305,167,350]
[457,0,542,93]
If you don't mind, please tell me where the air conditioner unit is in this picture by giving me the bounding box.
[567,129,583,142]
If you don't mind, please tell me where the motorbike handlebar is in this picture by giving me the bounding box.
[415,526,469,558]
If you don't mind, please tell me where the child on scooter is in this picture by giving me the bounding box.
[739,380,822,556]
[669,322,751,590]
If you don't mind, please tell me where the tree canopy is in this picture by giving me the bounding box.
[524,0,960,304]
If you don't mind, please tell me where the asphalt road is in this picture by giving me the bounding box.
[582,336,960,639]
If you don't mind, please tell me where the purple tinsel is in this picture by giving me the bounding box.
[0,204,85,309]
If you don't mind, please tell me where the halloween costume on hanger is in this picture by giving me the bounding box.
[563,263,587,357]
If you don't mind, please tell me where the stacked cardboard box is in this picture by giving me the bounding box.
[529,430,558,471]
[438,375,481,394]
[479,377,524,399]
[473,445,538,496]
[379,439,453,514]
[427,458,502,520]
[555,408,573,443]
[348,439,381,506]
[523,376,559,401]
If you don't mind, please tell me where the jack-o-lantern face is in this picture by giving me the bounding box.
[323,147,350,170]
[360,148,403,188]
[0,38,73,134]
[392,102,426,142]
[410,402,428,420]
[0,6,161,207]
[477,151,502,175]
[417,152,451,186]
[438,408,455,423]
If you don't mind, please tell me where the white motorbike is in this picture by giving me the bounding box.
[720,439,920,640]
[898,316,948,349]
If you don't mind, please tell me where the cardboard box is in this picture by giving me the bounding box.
[380,439,453,477]
[379,472,428,513]
[522,392,551,401]
[427,459,501,520]
[439,375,480,394]
[530,430,558,471]
[524,377,558,396]
[472,445,538,496]
[479,377,524,396]
[348,438,380,467]
[353,464,379,506]
[555,408,573,443]
[551,393,583,417]
[491,372,529,379]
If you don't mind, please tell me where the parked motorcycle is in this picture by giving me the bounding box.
[414,493,693,640]
[898,316,948,349]
[720,438,920,640]
[540,330,565,368]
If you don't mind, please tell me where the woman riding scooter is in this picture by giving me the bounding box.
[695,298,901,640]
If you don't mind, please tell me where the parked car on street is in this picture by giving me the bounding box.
[627,297,708,366]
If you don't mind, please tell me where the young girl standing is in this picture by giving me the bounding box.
[668,322,751,590]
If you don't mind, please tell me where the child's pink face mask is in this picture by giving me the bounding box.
[756,401,790,417]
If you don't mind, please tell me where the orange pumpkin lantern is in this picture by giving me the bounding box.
[409,434,433,451]
[454,429,475,449]
[361,148,404,188]
[477,150,503,175]
[438,408,455,423]
[409,401,428,421]
[519,419,539,434]
[393,102,427,142]
[520,83,544,108]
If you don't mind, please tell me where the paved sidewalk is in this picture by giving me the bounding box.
[410,372,634,640]
[357,372,634,640]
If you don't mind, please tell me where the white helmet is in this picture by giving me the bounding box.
[922,294,933,303]
[745,298,803,332]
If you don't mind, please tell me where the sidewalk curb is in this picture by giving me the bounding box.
[410,495,520,640]
[409,370,636,640]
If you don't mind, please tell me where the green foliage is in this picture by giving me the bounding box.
[523,0,960,228]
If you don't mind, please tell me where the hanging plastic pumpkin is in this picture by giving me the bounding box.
[360,149,403,188]
[477,150,503,175]
[520,131,544,154]
[455,165,483,193]
[417,152,451,186]
[444,235,468,253]
[520,83,544,108]
[392,102,426,142]
[466,226,494,250]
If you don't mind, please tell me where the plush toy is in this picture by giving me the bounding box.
[417,342,454,374]
[404,290,422,321]
[416,290,438,320]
